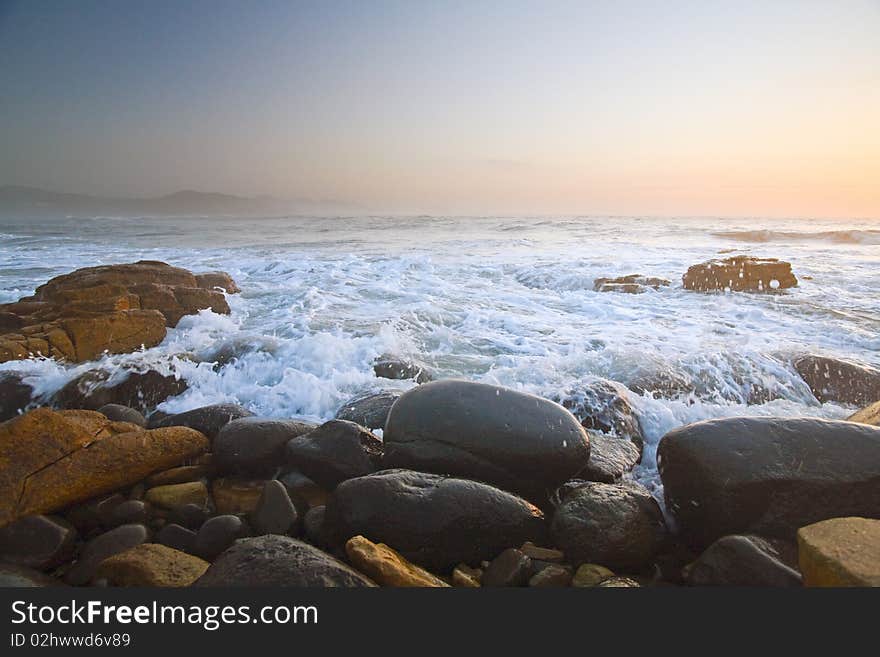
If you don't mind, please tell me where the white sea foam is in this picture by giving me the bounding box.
[1,214,877,495]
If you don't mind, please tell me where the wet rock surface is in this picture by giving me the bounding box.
[682,256,797,293]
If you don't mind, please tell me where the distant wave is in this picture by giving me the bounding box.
[713,229,880,245]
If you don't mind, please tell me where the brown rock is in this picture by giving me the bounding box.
[0,409,208,526]
[344,535,449,587]
[520,542,564,562]
[849,401,880,427]
[145,482,209,510]
[794,355,880,406]
[593,274,671,294]
[452,564,482,587]
[195,271,241,294]
[96,543,209,587]
[529,564,573,587]
[682,256,797,292]
[144,464,212,488]
[798,517,880,587]
[571,563,615,587]
[211,477,266,515]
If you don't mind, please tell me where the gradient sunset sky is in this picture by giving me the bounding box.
[1,0,878,218]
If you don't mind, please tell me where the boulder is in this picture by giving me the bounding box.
[551,481,667,571]
[0,515,77,570]
[195,271,241,294]
[324,469,547,572]
[0,408,209,526]
[335,390,401,430]
[383,380,590,502]
[250,480,300,536]
[593,274,670,294]
[96,543,209,587]
[577,432,641,483]
[849,401,880,426]
[657,417,880,549]
[798,517,880,586]
[55,368,188,414]
[682,256,797,292]
[0,371,34,422]
[793,355,880,406]
[196,535,375,587]
[149,403,254,440]
[214,417,316,476]
[0,261,237,364]
[344,535,449,587]
[192,515,248,561]
[211,477,266,515]
[64,524,150,585]
[285,420,383,489]
[684,535,802,587]
[144,482,209,510]
[560,378,644,449]
[373,354,433,383]
[97,404,146,427]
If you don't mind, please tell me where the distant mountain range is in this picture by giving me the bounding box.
[0,186,365,217]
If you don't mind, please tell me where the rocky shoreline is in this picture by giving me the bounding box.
[0,260,878,588]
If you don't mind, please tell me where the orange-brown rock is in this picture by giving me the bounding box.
[0,261,238,364]
[682,256,797,293]
[849,401,880,427]
[345,535,449,587]
[0,408,209,527]
[211,477,265,515]
[96,543,210,587]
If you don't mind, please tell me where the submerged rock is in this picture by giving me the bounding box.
[560,378,644,449]
[324,469,547,572]
[658,417,880,549]
[373,354,433,383]
[682,256,797,292]
[593,274,670,294]
[383,380,590,501]
[196,535,375,587]
[793,355,880,406]
[55,368,188,415]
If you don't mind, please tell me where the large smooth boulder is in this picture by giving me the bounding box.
[0,371,34,422]
[560,378,644,449]
[285,420,382,489]
[335,390,401,430]
[0,408,209,526]
[324,469,547,572]
[657,417,880,549]
[195,535,375,587]
[149,403,254,440]
[0,261,238,364]
[383,380,590,501]
[55,368,188,414]
[550,481,667,571]
[214,417,316,476]
[798,517,880,587]
[794,355,880,406]
[682,256,797,292]
[684,535,802,587]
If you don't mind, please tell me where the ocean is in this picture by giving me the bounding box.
[1,214,878,496]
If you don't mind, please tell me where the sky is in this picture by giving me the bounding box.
[1,0,878,218]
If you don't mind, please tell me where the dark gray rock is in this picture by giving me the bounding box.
[373,354,433,383]
[324,469,547,572]
[155,523,197,554]
[54,369,187,414]
[250,480,299,536]
[149,403,255,439]
[560,377,644,449]
[104,500,149,528]
[278,470,329,513]
[303,506,327,547]
[383,380,590,502]
[0,563,65,587]
[214,416,316,476]
[195,535,375,587]
[64,524,150,585]
[335,390,401,430]
[192,515,247,560]
[793,355,880,406]
[285,420,382,489]
[579,432,641,483]
[97,404,146,426]
[0,515,77,570]
[482,548,531,587]
[657,417,880,549]
[551,481,667,571]
[65,494,126,534]
[684,535,802,587]
[168,503,211,530]
[0,371,34,422]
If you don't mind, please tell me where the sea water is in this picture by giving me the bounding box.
[1,214,878,495]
